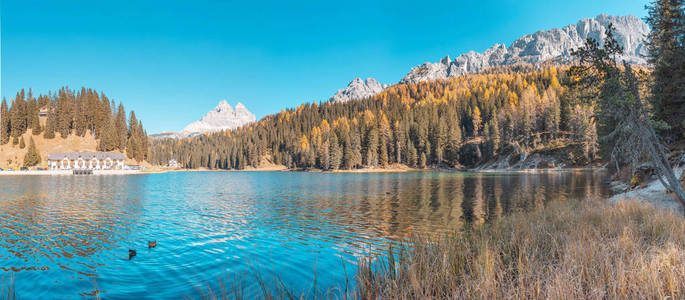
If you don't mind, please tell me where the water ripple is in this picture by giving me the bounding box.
[0,170,607,298]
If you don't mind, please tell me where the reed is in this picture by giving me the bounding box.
[356,199,685,299]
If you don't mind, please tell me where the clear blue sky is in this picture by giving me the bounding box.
[1,0,647,133]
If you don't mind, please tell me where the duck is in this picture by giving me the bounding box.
[128,249,137,260]
[148,241,157,249]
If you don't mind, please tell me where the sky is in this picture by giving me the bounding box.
[1,0,648,134]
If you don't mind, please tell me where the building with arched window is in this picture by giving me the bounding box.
[47,152,126,170]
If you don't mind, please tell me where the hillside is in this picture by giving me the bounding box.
[150,64,601,170]
[0,120,147,169]
[0,86,150,168]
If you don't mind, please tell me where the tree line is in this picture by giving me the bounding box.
[0,86,149,163]
[150,65,599,170]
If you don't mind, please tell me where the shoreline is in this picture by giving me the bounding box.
[609,166,684,212]
[140,165,605,174]
[0,165,608,176]
[0,170,143,176]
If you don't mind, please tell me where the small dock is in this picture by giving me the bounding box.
[73,170,94,175]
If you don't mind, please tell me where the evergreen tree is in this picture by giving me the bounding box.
[364,128,379,167]
[0,98,9,144]
[329,132,342,170]
[44,106,56,139]
[23,137,41,167]
[472,106,482,137]
[19,136,26,149]
[446,121,462,166]
[116,103,128,149]
[645,0,685,137]
[127,111,139,159]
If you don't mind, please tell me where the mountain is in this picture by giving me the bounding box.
[329,78,387,103]
[152,101,256,139]
[400,14,650,84]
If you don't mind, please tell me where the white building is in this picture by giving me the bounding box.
[47,152,126,170]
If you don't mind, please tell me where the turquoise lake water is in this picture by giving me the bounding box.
[0,171,606,299]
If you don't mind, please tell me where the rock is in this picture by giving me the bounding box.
[330,78,386,103]
[609,181,630,194]
[400,14,650,84]
[632,163,656,188]
[128,249,136,260]
[148,241,157,248]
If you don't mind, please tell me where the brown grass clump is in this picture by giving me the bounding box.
[356,200,685,299]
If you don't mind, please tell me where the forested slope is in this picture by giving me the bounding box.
[0,87,149,168]
[150,64,601,170]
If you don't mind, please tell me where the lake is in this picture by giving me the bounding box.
[0,170,606,298]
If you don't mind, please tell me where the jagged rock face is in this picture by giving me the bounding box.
[330,78,387,103]
[401,14,650,84]
[157,100,256,138]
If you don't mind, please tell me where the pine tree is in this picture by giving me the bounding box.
[489,116,500,154]
[645,0,685,137]
[23,137,41,167]
[446,121,462,166]
[472,106,482,137]
[329,132,342,170]
[345,131,362,169]
[137,120,148,161]
[127,111,139,159]
[0,98,9,144]
[44,106,56,139]
[19,136,26,149]
[31,98,42,135]
[365,128,379,167]
[116,103,128,150]
[407,141,418,167]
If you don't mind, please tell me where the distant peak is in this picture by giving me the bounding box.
[215,100,232,112]
[169,100,256,138]
[329,77,386,103]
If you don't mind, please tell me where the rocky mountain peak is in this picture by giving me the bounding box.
[400,14,650,84]
[149,100,257,139]
[329,77,387,103]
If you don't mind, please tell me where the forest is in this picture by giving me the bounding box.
[0,87,149,164]
[149,64,606,170]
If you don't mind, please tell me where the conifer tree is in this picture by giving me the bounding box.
[23,137,41,167]
[127,111,140,160]
[365,128,379,167]
[44,106,56,139]
[645,0,685,137]
[116,103,128,150]
[329,132,342,170]
[19,136,25,149]
[472,106,482,137]
[0,98,9,144]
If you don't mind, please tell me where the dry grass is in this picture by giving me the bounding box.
[0,127,149,169]
[357,199,685,299]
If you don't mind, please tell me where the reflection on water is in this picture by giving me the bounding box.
[0,170,606,298]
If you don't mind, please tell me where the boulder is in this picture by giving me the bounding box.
[609,181,630,194]
[632,163,656,188]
